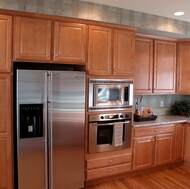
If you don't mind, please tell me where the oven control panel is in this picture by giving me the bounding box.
[89,112,132,122]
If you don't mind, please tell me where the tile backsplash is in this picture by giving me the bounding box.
[134,95,189,115]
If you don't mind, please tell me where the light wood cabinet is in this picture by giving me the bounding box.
[13,16,51,62]
[153,40,176,93]
[133,125,175,170]
[177,42,190,94]
[0,74,13,189]
[174,124,185,161]
[184,124,190,163]
[88,25,112,76]
[134,38,176,94]
[134,37,153,94]
[0,14,12,72]
[86,153,132,180]
[113,29,135,76]
[53,22,87,63]
[88,26,135,76]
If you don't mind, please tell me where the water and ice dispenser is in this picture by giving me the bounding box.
[20,104,43,138]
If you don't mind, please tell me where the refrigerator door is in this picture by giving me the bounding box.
[49,71,85,189]
[16,70,48,189]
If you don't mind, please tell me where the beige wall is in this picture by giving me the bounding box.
[0,0,190,37]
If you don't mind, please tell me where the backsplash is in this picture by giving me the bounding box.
[134,95,189,115]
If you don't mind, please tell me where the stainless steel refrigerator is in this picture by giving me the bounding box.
[15,69,85,189]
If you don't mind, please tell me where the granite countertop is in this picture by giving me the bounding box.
[134,115,190,128]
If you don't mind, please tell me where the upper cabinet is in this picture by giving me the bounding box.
[53,22,87,63]
[13,16,87,64]
[88,25,135,77]
[177,42,190,94]
[13,16,51,62]
[88,25,112,76]
[154,40,176,94]
[134,37,153,94]
[134,37,176,94]
[0,15,12,72]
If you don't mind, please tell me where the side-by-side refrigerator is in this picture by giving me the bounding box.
[14,69,85,189]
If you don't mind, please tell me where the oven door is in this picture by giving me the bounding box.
[88,120,131,153]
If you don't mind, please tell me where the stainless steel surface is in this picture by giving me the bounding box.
[16,69,85,189]
[88,78,134,111]
[88,112,132,153]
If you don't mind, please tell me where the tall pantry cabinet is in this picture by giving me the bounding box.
[0,14,13,189]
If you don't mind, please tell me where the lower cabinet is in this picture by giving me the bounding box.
[133,124,175,170]
[0,74,13,189]
[184,124,190,163]
[86,153,132,180]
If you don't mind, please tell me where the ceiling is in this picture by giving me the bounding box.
[79,0,190,22]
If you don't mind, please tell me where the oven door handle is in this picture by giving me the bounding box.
[92,120,130,127]
[92,123,114,126]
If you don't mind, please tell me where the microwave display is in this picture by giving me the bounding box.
[89,79,133,111]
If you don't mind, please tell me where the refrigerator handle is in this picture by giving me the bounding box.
[47,71,53,189]
[44,72,49,189]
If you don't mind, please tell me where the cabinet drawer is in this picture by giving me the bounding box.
[86,153,132,169]
[86,163,131,180]
[134,125,175,137]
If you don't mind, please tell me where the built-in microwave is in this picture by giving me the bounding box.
[88,78,133,111]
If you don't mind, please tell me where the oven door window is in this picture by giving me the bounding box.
[97,125,113,145]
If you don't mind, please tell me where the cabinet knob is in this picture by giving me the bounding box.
[108,169,112,173]
[154,129,158,132]
[108,160,113,163]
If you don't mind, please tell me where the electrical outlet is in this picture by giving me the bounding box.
[160,101,164,107]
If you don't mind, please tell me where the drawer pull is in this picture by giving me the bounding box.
[154,129,158,132]
[109,160,113,163]
[108,169,112,173]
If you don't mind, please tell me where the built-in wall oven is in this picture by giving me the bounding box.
[88,112,132,153]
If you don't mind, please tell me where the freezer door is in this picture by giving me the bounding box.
[49,71,85,189]
[16,70,48,189]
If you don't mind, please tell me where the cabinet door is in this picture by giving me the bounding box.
[184,124,190,163]
[133,136,155,170]
[134,37,153,94]
[174,124,185,161]
[155,133,173,165]
[54,22,87,63]
[88,25,112,76]
[177,43,190,94]
[0,74,13,189]
[0,15,12,72]
[113,29,135,76]
[13,16,51,62]
[153,40,176,94]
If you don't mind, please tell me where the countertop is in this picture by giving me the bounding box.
[134,115,190,128]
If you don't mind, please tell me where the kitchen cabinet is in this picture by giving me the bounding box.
[88,25,112,76]
[13,16,88,64]
[86,153,132,180]
[184,124,190,163]
[0,74,13,189]
[88,26,135,77]
[154,40,176,93]
[174,124,185,161]
[177,42,190,94]
[0,14,12,72]
[133,125,175,170]
[13,16,51,62]
[53,22,87,63]
[134,37,176,94]
[134,37,153,94]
